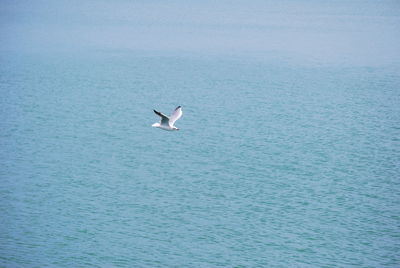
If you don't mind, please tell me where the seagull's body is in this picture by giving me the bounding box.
[152,106,183,131]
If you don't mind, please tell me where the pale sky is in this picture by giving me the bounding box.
[1,0,399,65]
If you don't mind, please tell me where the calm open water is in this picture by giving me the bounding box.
[0,52,399,267]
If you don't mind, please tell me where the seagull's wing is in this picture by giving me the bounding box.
[169,106,182,126]
[154,110,170,126]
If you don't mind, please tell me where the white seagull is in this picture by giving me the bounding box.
[152,106,183,131]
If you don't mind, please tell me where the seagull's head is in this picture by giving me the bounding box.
[173,127,180,131]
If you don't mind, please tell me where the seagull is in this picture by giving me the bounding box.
[152,106,183,131]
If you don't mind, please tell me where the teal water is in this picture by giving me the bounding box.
[0,52,399,267]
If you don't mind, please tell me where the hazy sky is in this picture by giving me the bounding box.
[1,0,399,65]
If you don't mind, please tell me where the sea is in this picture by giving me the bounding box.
[0,49,399,267]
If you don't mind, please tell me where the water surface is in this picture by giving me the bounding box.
[0,51,399,267]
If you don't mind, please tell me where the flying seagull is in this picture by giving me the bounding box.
[152,106,183,131]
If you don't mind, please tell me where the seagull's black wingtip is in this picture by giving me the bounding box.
[175,106,181,110]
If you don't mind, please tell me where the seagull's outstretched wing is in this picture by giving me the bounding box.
[154,110,170,126]
[169,106,182,126]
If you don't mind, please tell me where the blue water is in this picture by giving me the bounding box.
[0,51,399,267]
